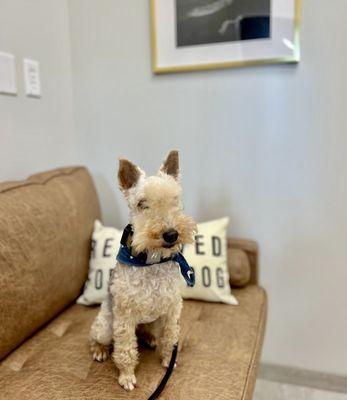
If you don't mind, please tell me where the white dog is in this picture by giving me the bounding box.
[90,151,196,391]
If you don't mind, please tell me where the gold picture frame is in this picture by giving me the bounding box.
[151,0,301,74]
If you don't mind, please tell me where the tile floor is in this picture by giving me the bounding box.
[254,379,347,400]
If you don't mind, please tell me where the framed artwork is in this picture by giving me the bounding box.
[150,0,301,73]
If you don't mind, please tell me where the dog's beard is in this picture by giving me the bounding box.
[131,214,197,258]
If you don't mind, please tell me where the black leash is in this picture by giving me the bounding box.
[147,343,178,400]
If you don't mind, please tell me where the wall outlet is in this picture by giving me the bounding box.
[0,52,17,95]
[23,58,41,97]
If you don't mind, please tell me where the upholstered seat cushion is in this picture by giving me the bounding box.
[0,286,266,400]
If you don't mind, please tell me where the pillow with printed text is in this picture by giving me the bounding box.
[179,217,238,305]
[77,218,237,306]
[77,220,122,305]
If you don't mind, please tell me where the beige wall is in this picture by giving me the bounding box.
[0,0,77,181]
[68,0,347,376]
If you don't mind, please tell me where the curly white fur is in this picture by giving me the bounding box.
[90,151,196,391]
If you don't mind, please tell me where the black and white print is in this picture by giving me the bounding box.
[176,0,271,47]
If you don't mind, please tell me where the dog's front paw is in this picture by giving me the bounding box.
[118,373,137,391]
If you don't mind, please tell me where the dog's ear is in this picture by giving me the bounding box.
[118,159,142,191]
[159,150,180,180]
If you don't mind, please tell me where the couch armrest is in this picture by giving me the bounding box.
[227,238,259,286]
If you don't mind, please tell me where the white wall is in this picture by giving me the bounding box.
[68,0,347,376]
[0,0,77,181]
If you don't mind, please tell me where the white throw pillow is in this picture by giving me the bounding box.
[78,218,237,306]
[76,220,122,305]
[179,217,238,305]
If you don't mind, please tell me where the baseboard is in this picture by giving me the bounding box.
[258,363,347,394]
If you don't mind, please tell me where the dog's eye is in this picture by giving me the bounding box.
[137,200,149,210]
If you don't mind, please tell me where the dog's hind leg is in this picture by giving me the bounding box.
[137,320,160,349]
[90,295,113,362]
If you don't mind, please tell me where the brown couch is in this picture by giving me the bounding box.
[0,167,267,400]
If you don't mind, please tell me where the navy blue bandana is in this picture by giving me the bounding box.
[116,225,195,287]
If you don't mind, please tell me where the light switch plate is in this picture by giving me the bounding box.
[0,52,17,95]
[23,58,41,97]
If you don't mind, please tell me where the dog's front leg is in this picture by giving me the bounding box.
[112,318,138,391]
[158,301,182,368]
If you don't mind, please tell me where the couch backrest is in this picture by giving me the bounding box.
[0,167,101,360]
[227,238,259,286]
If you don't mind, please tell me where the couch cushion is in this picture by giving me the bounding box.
[0,286,266,400]
[0,167,101,360]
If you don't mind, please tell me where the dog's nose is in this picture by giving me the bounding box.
[163,229,179,244]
